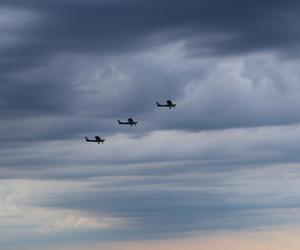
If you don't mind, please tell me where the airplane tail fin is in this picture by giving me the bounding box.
[156,102,161,107]
[85,137,88,141]
[117,120,121,124]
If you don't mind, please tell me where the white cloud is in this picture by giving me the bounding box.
[0,179,124,238]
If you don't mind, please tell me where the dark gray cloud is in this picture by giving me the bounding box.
[3,51,300,144]
[1,0,300,58]
[1,0,300,142]
[0,0,299,78]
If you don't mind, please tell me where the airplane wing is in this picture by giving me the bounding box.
[118,120,129,124]
[85,137,97,142]
[118,120,137,126]
[156,102,169,107]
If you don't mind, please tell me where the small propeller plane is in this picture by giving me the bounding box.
[85,136,105,144]
[117,118,138,127]
[156,99,176,109]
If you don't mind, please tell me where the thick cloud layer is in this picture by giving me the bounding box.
[1,0,300,58]
[1,0,300,141]
[2,51,300,144]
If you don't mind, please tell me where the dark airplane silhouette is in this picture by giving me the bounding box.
[117,118,138,127]
[156,100,176,109]
[85,136,105,144]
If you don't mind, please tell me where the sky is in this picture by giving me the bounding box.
[1,0,300,249]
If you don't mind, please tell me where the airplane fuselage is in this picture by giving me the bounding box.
[156,100,176,109]
[85,136,105,144]
[118,119,138,127]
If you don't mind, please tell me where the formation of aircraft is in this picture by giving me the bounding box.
[117,117,138,127]
[85,136,105,144]
[156,99,176,109]
[85,100,176,144]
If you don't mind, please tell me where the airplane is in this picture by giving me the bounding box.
[85,136,105,144]
[117,118,138,127]
[156,99,176,109]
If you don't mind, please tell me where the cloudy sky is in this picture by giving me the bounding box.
[2,0,300,249]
